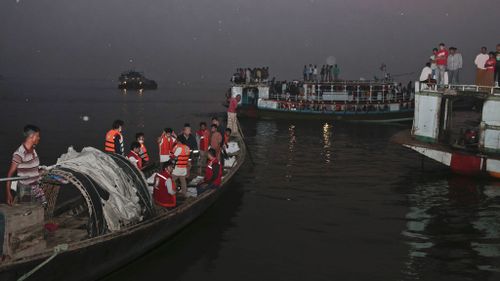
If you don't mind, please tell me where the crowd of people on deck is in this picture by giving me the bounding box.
[4,95,243,210]
[419,43,500,87]
[303,64,341,82]
[231,67,270,84]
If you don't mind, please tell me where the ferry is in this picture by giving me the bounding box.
[229,80,415,122]
[118,70,158,90]
[0,123,246,281]
[393,83,500,178]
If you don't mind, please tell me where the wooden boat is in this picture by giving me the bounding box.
[0,124,246,281]
[393,83,500,178]
[229,80,414,122]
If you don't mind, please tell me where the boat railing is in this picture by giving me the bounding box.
[267,89,414,104]
[416,81,500,95]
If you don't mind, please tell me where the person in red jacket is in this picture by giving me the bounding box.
[435,43,449,86]
[153,160,176,208]
[196,122,210,167]
[485,52,497,87]
[135,132,150,165]
[158,128,176,163]
[127,142,143,170]
[198,148,222,193]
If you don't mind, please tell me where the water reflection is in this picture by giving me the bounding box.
[403,176,500,279]
[285,124,296,181]
[322,122,332,164]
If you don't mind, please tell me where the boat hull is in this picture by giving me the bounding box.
[238,106,413,122]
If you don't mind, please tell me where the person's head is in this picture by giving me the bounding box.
[199,122,207,130]
[236,94,241,101]
[211,124,218,132]
[23,124,40,146]
[425,62,431,68]
[207,148,217,160]
[489,51,496,58]
[182,123,191,135]
[449,47,456,54]
[162,160,174,173]
[211,117,219,125]
[439,43,445,49]
[225,128,232,136]
[432,48,438,54]
[481,46,487,54]
[130,141,141,153]
[164,127,173,136]
[135,132,145,144]
[112,120,124,132]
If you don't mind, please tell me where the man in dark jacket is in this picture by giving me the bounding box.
[177,123,198,151]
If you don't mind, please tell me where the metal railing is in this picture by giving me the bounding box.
[417,81,500,95]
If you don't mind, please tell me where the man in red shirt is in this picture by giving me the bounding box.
[196,122,210,167]
[197,148,222,193]
[435,43,449,86]
[227,94,241,136]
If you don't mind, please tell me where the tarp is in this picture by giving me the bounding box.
[56,147,143,231]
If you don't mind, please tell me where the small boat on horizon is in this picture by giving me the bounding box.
[393,83,500,178]
[118,70,158,90]
[227,80,415,122]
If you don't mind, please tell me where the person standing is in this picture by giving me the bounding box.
[333,64,340,81]
[435,43,449,86]
[158,128,176,163]
[447,47,463,85]
[196,122,210,167]
[177,123,198,152]
[227,94,241,136]
[430,48,438,79]
[303,65,307,81]
[495,44,500,87]
[5,125,46,206]
[127,142,143,170]
[153,160,177,208]
[171,138,190,197]
[210,124,223,161]
[135,132,150,165]
[313,65,318,82]
[474,46,489,86]
[198,148,223,191]
[104,120,124,155]
[485,52,497,87]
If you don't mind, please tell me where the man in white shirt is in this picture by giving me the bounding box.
[474,46,489,86]
[447,47,463,85]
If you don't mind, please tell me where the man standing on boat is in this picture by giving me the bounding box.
[447,47,463,85]
[196,122,210,167]
[495,44,500,87]
[172,138,190,197]
[435,43,449,86]
[158,128,176,163]
[474,46,489,86]
[104,120,124,155]
[153,160,176,208]
[135,133,150,165]
[198,148,222,192]
[333,64,340,81]
[5,125,47,206]
[227,94,241,136]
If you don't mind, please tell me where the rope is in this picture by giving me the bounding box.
[17,244,68,281]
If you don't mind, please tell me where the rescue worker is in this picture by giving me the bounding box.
[104,120,124,155]
[153,160,176,208]
[198,148,223,192]
[158,128,176,163]
[135,132,150,165]
[196,122,210,167]
[172,138,190,197]
[5,125,47,206]
[127,142,143,170]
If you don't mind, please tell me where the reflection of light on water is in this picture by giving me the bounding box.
[285,124,296,181]
[322,122,332,164]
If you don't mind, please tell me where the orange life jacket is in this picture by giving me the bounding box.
[105,129,123,154]
[139,143,150,162]
[173,144,190,168]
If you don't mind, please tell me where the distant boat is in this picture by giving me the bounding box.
[228,80,414,122]
[118,70,157,90]
[393,83,500,178]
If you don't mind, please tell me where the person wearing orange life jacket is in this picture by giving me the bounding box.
[127,142,143,170]
[172,137,191,196]
[196,122,210,167]
[153,160,177,208]
[135,132,150,165]
[198,148,223,193]
[104,120,124,155]
[158,128,176,163]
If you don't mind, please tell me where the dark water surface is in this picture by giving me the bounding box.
[1,79,500,281]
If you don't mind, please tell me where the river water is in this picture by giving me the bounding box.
[1,79,499,281]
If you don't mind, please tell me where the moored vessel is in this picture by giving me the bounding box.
[118,70,158,90]
[393,83,500,178]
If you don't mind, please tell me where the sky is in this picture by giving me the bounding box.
[0,0,498,84]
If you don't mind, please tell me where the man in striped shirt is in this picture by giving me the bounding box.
[5,125,46,206]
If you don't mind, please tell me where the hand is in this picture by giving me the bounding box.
[6,189,14,206]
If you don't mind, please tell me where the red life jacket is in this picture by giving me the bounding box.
[127,151,143,170]
[159,135,176,156]
[104,129,123,153]
[153,171,176,207]
[173,144,190,168]
[204,158,222,187]
[196,129,210,151]
[139,143,150,162]
[485,58,496,72]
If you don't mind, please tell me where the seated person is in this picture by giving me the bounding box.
[419,62,436,85]
[127,142,143,170]
[153,160,177,208]
[198,148,222,192]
